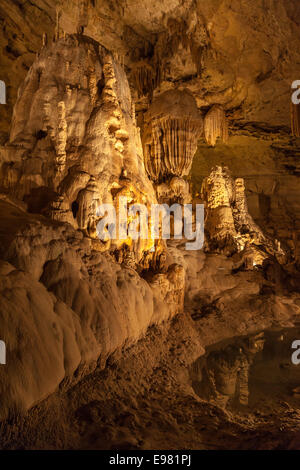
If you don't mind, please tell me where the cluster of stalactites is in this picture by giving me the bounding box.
[204,104,229,146]
[132,61,160,99]
[153,17,212,79]
[144,116,202,182]
[291,102,300,137]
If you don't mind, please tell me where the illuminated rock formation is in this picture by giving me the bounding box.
[0,35,187,419]
[204,105,229,147]
[201,166,237,253]
[1,35,160,264]
[156,176,191,204]
[0,201,184,420]
[142,89,203,183]
[1,1,300,451]
[201,166,284,262]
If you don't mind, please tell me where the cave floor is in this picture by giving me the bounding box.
[1,313,300,450]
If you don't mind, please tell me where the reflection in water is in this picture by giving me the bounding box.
[190,327,300,410]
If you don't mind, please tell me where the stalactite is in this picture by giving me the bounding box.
[190,43,212,76]
[144,116,202,181]
[142,90,203,183]
[291,102,300,137]
[152,16,211,82]
[131,61,159,99]
[54,8,61,42]
[42,33,47,47]
[204,104,229,146]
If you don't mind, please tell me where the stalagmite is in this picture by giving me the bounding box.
[201,166,284,260]
[88,67,97,105]
[204,104,229,146]
[55,101,67,173]
[201,166,237,253]
[2,35,158,267]
[234,177,264,240]
[42,33,47,47]
[1,162,20,192]
[0,80,5,104]
[43,99,53,135]
[76,179,101,237]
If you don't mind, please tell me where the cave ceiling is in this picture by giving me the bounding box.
[1,0,300,144]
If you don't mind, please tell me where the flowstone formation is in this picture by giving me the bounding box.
[0,34,186,419]
[1,0,300,451]
[142,89,203,203]
[0,34,161,265]
[201,166,284,264]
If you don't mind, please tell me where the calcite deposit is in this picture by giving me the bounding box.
[0,0,300,452]
[201,166,284,262]
[142,89,203,182]
[0,33,187,421]
[204,105,228,147]
[2,35,163,264]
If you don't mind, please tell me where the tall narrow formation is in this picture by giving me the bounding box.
[55,101,67,174]
[42,33,47,48]
[0,80,5,104]
[201,166,237,253]
[54,7,61,41]
[234,177,264,241]
[142,89,203,185]
[201,166,284,261]
[76,179,100,237]
[88,71,97,105]
[291,102,300,137]
[204,104,229,147]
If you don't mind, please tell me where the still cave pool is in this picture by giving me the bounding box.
[190,326,300,410]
